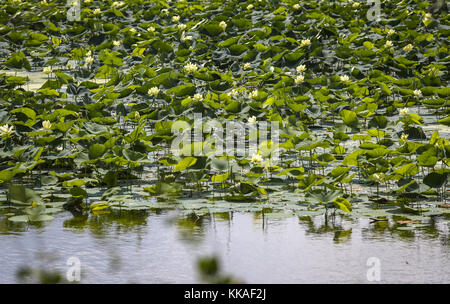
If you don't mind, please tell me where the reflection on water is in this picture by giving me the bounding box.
[0,209,449,283]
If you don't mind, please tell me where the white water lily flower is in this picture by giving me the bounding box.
[372,173,384,183]
[219,21,227,30]
[413,89,422,98]
[85,56,94,65]
[385,40,393,48]
[93,8,101,15]
[293,4,300,10]
[340,75,350,82]
[403,44,413,52]
[148,86,160,96]
[42,120,52,129]
[183,35,193,41]
[161,8,169,15]
[0,124,14,137]
[193,93,202,102]
[147,26,155,32]
[243,63,251,70]
[172,15,180,23]
[269,66,274,73]
[300,39,311,47]
[387,29,395,36]
[228,89,238,97]
[247,4,254,10]
[295,75,305,84]
[177,23,187,30]
[296,64,306,73]
[43,66,52,75]
[249,89,258,99]
[113,40,121,47]
[400,108,409,116]
[248,116,257,125]
[184,63,198,73]
[251,152,263,163]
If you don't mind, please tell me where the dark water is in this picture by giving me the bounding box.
[0,209,448,283]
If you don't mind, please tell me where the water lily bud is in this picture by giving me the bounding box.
[219,21,227,30]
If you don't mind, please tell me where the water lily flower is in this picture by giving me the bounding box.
[400,108,409,116]
[248,116,257,125]
[134,112,140,120]
[182,35,193,41]
[41,0,47,5]
[147,26,155,32]
[193,93,202,101]
[228,89,238,97]
[113,40,121,47]
[385,40,393,48]
[0,124,14,137]
[129,28,137,34]
[93,8,101,15]
[295,75,305,84]
[148,86,160,96]
[172,15,180,23]
[251,152,263,163]
[178,23,186,30]
[372,173,384,183]
[269,66,274,73]
[352,2,360,8]
[84,0,92,3]
[403,44,413,52]
[184,63,198,73]
[413,89,422,98]
[66,62,72,69]
[85,56,94,65]
[162,8,169,15]
[300,39,311,47]
[296,64,306,73]
[111,1,124,8]
[249,89,258,99]
[42,120,52,130]
[340,75,350,82]
[387,29,395,36]
[293,4,300,10]
[400,133,408,141]
[219,21,227,30]
[43,66,52,75]
[247,4,254,10]
[243,63,251,70]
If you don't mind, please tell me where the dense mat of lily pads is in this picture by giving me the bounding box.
[0,0,449,229]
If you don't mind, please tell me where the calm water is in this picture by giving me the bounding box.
[0,209,449,283]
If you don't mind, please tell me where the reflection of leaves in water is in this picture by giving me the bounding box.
[197,255,242,284]
[176,213,209,243]
[333,229,352,243]
[63,210,149,236]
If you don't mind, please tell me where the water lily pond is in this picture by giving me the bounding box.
[0,0,449,283]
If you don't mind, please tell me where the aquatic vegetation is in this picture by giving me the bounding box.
[0,0,448,233]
